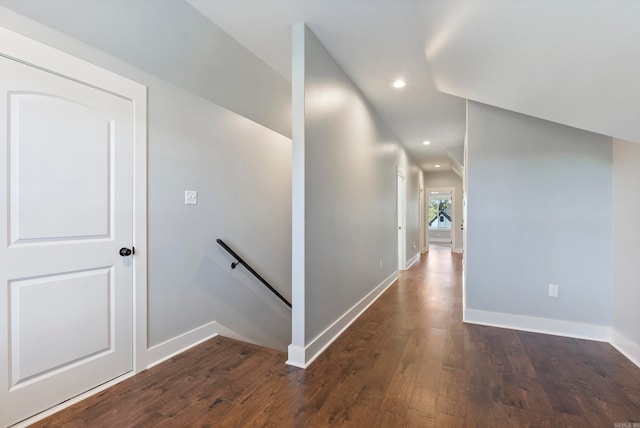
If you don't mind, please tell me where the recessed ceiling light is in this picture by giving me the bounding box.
[434,164,441,168]
[392,79,406,89]
[422,140,431,145]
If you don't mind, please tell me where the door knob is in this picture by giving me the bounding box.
[119,247,133,257]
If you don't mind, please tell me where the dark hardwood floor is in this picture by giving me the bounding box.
[33,245,640,427]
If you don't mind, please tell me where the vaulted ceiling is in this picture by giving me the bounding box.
[3,0,638,173]
[186,0,467,172]
[188,0,640,170]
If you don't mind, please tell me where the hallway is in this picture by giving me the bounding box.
[33,245,640,427]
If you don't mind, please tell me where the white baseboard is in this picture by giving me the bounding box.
[611,329,640,368]
[215,322,258,346]
[452,248,463,254]
[429,238,450,243]
[286,344,306,369]
[146,321,219,369]
[14,322,222,426]
[286,271,398,369]
[463,309,610,342]
[406,253,420,269]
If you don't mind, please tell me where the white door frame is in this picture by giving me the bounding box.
[397,168,407,270]
[0,27,148,373]
[426,186,456,251]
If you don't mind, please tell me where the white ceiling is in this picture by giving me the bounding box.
[4,0,636,172]
[418,0,640,144]
[186,0,467,172]
[187,0,640,171]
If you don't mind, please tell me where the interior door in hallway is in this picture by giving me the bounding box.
[0,54,134,426]
[397,171,406,270]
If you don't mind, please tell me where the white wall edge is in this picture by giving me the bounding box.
[611,329,640,369]
[290,21,307,360]
[406,253,420,269]
[146,321,219,369]
[287,271,398,369]
[464,309,610,342]
[12,372,135,428]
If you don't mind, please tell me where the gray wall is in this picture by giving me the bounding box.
[429,229,451,243]
[612,139,640,349]
[466,101,612,326]
[425,170,463,251]
[147,84,292,350]
[0,7,293,351]
[293,24,421,345]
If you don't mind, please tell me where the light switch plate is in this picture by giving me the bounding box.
[185,190,198,205]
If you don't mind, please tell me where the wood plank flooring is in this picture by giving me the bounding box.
[32,245,640,427]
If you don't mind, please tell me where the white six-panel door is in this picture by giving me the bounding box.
[0,52,135,426]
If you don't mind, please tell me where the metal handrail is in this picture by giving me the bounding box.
[216,239,291,308]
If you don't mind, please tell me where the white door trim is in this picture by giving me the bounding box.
[0,26,148,372]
